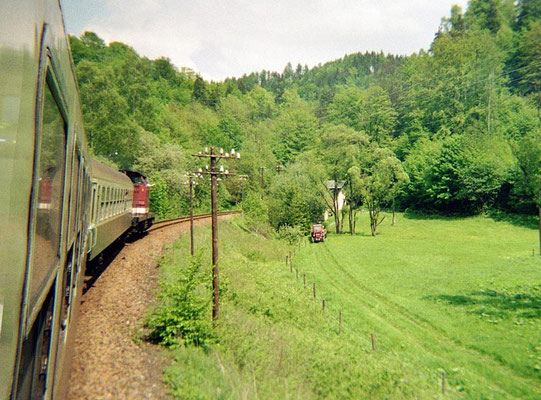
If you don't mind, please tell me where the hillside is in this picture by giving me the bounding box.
[70,0,540,243]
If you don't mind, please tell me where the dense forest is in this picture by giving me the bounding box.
[70,0,541,239]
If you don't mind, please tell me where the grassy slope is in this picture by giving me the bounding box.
[155,214,540,399]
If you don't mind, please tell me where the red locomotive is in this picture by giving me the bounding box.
[123,170,155,233]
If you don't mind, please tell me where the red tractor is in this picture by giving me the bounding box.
[311,224,327,243]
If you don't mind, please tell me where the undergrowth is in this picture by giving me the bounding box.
[145,253,214,348]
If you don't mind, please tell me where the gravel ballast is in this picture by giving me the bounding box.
[67,215,228,399]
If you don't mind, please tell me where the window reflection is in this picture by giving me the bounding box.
[30,76,66,305]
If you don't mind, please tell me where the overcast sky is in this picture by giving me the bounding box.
[62,0,468,81]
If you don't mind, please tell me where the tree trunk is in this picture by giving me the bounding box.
[538,190,541,257]
[371,216,377,236]
[349,204,354,235]
[334,191,340,234]
[340,206,346,233]
[369,204,377,236]
[392,196,396,226]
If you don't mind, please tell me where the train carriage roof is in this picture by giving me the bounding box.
[89,159,133,187]
[121,170,149,185]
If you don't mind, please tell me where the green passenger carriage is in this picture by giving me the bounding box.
[0,1,148,398]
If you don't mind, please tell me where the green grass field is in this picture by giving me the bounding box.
[151,213,540,399]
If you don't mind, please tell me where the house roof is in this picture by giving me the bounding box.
[326,180,345,190]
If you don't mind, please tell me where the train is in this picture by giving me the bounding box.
[0,1,154,399]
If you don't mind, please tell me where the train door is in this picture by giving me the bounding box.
[88,181,98,253]
[57,142,82,338]
[16,52,69,399]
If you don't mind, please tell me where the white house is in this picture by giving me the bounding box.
[324,180,346,221]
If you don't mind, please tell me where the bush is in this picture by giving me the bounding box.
[149,176,174,219]
[145,254,214,348]
[242,190,272,235]
[275,224,305,246]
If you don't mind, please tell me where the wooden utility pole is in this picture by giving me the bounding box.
[190,176,194,255]
[538,192,541,257]
[238,174,248,209]
[193,147,239,321]
[210,155,218,320]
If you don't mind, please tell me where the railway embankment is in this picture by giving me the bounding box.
[67,213,234,399]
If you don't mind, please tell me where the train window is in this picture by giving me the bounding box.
[29,72,67,306]
[93,184,98,223]
[100,186,105,221]
[70,147,81,234]
[91,184,96,224]
[106,186,110,218]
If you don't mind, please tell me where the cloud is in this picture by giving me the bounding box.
[63,0,468,81]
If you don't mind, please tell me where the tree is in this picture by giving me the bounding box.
[267,157,326,231]
[360,86,398,144]
[328,86,397,143]
[515,21,541,109]
[517,0,541,28]
[465,0,504,33]
[358,148,408,236]
[456,132,515,213]
[514,131,541,255]
[440,5,466,37]
[315,124,370,233]
[244,86,276,121]
[75,60,140,168]
[273,90,319,164]
[215,116,244,150]
[192,75,209,105]
[327,86,364,130]
[402,138,443,210]
[346,166,364,234]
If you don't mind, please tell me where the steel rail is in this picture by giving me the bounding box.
[148,210,241,232]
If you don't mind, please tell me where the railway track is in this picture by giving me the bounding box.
[69,209,241,399]
[149,210,242,232]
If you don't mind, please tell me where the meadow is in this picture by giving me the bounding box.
[149,213,540,399]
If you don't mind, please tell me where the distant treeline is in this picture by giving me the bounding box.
[70,0,540,232]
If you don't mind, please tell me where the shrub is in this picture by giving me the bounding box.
[145,254,214,348]
[275,224,305,246]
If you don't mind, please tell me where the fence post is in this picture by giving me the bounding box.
[313,282,316,298]
[442,371,446,395]
[322,299,326,311]
[303,273,306,288]
[371,333,376,351]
